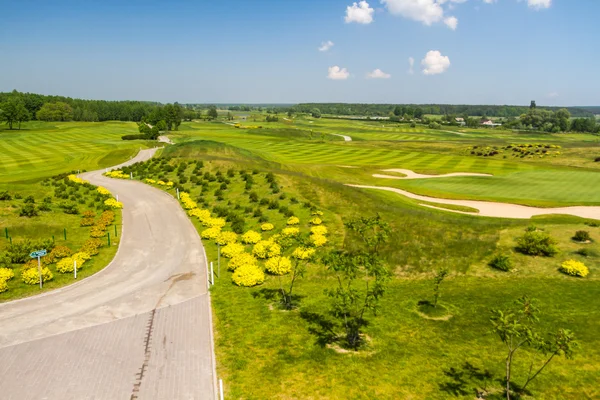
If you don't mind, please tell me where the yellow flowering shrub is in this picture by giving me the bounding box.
[228,253,258,271]
[90,226,107,238]
[282,227,300,236]
[166,182,174,187]
[105,170,129,179]
[221,243,245,258]
[97,186,111,196]
[232,264,265,287]
[560,260,589,277]
[22,267,54,285]
[292,247,316,260]
[216,231,238,246]
[201,227,222,240]
[189,208,212,224]
[56,257,75,273]
[252,240,281,259]
[287,216,300,225]
[46,245,73,263]
[0,280,7,293]
[180,192,197,210]
[241,230,262,244]
[73,252,91,264]
[205,217,226,228]
[312,210,324,216]
[310,217,322,225]
[265,256,292,275]
[310,225,328,235]
[310,234,328,247]
[261,223,274,231]
[0,268,15,281]
[104,198,124,209]
[145,178,156,184]
[68,174,89,184]
[80,238,103,256]
[157,180,167,186]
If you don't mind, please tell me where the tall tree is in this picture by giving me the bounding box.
[36,102,73,121]
[207,105,218,120]
[0,99,30,130]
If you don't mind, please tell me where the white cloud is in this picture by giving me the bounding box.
[527,0,551,9]
[345,1,374,24]
[408,57,415,74]
[547,92,559,99]
[367,69,391,79]
[421,50,451,75]
[444,16,458,30]
[328,66,350,80]
[318,41,334,52]
[381,0,459,29]
[482,0,496,4]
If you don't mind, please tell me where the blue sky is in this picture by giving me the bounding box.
[0,0,598,105]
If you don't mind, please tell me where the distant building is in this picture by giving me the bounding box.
[455,117,466,126]
[481,119,502,127]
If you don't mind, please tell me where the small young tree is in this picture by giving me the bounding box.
[432,268,449,307]
[322,215,391,349]
[490,296,578,399]
[275,235,311,310]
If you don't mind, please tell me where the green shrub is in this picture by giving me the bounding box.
[20,204,39,217]
[0,252,12,269]
[7,239,54,263]
[489,254,512,271]
[24,195,35,204]
[60,202,79,215]
[516,231,558,257]
[38,203,51,212]
[0,191,12,200]
[572,230,592,242]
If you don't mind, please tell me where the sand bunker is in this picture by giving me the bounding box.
[347,184,600,220]
[374,169,492,180]
[331,133,352,142]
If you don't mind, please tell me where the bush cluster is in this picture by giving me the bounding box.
[516,230,558,257]
[559,260,589,277]
[489,254,512,272]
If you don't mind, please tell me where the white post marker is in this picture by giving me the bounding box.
[176,188,180,199]
[210,262,214,285]
[116,194,119,201]
[130,172,133,180]
[74,260,77,279]
[219,379,224,400]
[37,256,42,289]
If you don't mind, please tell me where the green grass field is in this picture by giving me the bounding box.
[2,118,599,398]
[120,132,599,399]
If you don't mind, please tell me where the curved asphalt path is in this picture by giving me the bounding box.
[0,148,216,399]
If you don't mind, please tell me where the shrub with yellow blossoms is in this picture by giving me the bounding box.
[22,267,54,285]
[310,234,328,247]
[179,192,197,210]
[310,225,328,236]
[241,230,262,244]
[105,170,129,179]
[104,198,124,209]
[309,217,322,225]
[205,217,226,228]
[287,216,300,225]
[282,227,300,237]
[97,186,111,196]
[216,231,238,246]
[261,223,274,231]
[145,178,156,184]
[157,180,167,186]
[221,243,245,258]
[292,247,316,260]
[68,174,89,184]
[166,182,174,187]
[232,264,265,287]
[0,268,15,282]
[228,253,257,271]
[560,260,589,277]
[201,227,222,240]
[312,210,324,216]
[189,208,212,224]
[252,240,281,259]
[265,256,292,275]
[0,280,7,293]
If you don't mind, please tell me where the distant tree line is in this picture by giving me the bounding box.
[294,103,593,118]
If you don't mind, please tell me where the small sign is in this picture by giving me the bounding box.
[29,249,47,258]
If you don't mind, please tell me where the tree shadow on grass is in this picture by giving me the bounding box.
[251,288,305,309]
[439,362,496,398]
[299,310,339,347]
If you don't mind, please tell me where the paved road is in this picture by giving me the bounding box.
[0,149,216,399]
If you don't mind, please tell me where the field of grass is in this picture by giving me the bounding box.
[2,117,599,398]
[0,121,148,301]
[116,136,599,399]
